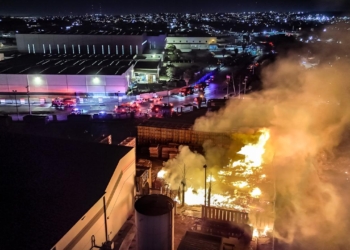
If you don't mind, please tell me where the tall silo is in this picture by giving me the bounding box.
[135,195,174,250]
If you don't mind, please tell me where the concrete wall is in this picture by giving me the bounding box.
[16,34,147,55]
[0,73,131,94]
[53,147,136,250]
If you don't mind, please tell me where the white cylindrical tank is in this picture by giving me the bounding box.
[135,194,174,250]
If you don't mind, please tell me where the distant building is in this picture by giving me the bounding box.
[165,35,218,52]
[16,31,148,55]
[133,60,160,84]
[1,133,136,250]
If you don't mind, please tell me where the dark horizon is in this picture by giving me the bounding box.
[1,0,350,16]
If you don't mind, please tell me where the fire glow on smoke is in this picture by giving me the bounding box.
[157,128,271,210]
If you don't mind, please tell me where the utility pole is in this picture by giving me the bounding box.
[203,165,207,207]
[238,76,241,99]
[232,72,236,96]
[181,163,186,207]
[226,80,229,98]
[167,89,170,105]
[12,90,19,120]
[208,174,212,207]
[26,84,31,115]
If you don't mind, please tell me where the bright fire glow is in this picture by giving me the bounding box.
[253,228,259,238]
[161,128,270,216]
[206,175,216,182]
[157,170,167,178]
[232,181,249,188]
[261,225,271,237]
[218,170,232,176]
[250,187,262,198]
[182,187,239,207]
[232,128,270,168]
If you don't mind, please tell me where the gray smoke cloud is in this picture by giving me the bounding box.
[162,145,206,190]
[192,31,350,248]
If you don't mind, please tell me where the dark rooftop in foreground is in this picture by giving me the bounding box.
[134,60,160,70]
[0,133,132,250]
[0,54,135,75]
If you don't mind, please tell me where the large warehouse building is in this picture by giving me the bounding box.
[1,133,136,250]
[16,31,149,55]
[0,54,160,95]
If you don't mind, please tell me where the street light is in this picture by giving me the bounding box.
[12,90,19,120]
[116,91,120,106]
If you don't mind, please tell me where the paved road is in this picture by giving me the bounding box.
[0,55,256,120]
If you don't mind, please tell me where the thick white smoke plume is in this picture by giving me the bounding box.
[162,145,206,190]
[192,34,350,247]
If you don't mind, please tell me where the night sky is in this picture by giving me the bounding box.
[1,0,350,16]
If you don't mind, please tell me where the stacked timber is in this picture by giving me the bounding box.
[161,145,179,159]
[149,144,160,158]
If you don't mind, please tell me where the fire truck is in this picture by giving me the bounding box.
[51,98,76,108]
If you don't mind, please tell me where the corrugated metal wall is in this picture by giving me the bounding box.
[137,126,235,146]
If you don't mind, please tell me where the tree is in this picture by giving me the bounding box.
[166,44,176,51]
[222,48,227,58]
[166,66,177,79]
[183,69,193,86]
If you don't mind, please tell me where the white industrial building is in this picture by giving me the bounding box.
[1,133,137,250]
[165,35,218,52]
[0,54,135,95]
[16,31,149,55]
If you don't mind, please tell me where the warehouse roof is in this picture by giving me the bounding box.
[0,54,134,75]
[0,133,132,250]
[134,60,160,70]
